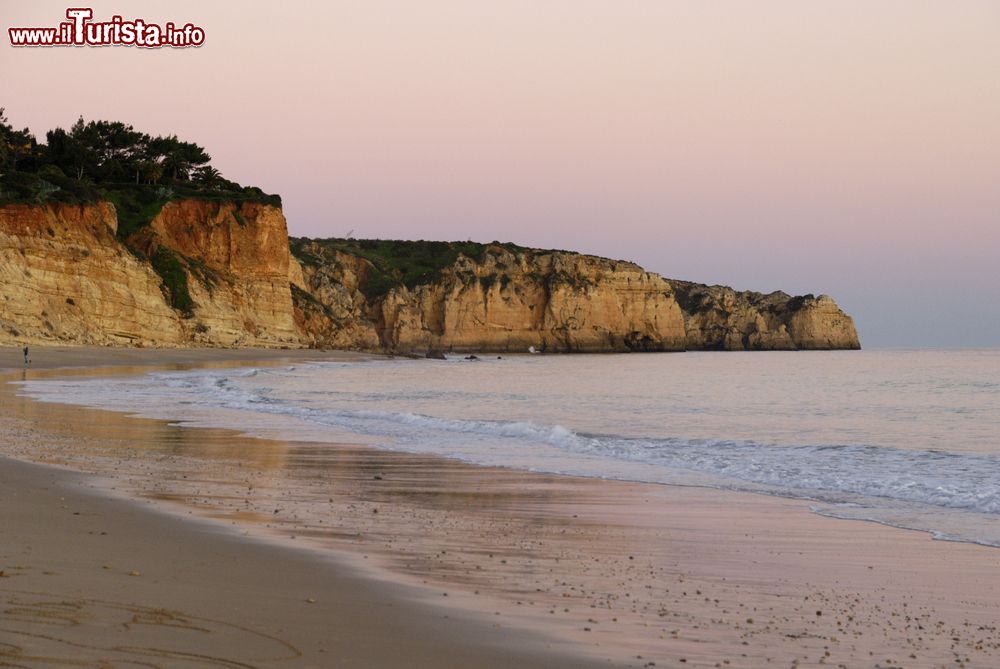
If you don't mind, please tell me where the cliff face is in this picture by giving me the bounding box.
[671,281,861,350]
[0,200,860,352]
[0,202,184,345]
[292,247,380,350]
[0,200,303,347]
[373,250,688,353]
[129,200,301,346]
[293,240,859,353]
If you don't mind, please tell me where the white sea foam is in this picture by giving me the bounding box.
[16,350,1000,546]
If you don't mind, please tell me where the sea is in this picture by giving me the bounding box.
[17,349,1000,547]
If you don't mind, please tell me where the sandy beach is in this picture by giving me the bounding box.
[4,2,997,667]
[3,346,1000,668]
[0,347,612,668]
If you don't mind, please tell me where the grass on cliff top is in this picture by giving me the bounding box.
[103,184,281,239]
[290,237,537,299]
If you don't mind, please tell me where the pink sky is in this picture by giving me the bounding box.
[3,1,999,345]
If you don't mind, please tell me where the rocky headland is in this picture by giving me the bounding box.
[0,200,860,352]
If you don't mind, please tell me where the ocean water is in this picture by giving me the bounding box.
[17,349,1000,546]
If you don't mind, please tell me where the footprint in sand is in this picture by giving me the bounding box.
[0,589,300,668]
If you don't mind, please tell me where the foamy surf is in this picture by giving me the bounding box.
[16,350,1000,547]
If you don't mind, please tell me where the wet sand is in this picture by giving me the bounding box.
[3,346,1000,668]
[0,347,611,668]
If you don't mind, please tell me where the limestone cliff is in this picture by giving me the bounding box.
[0,202,183,345]
[670,281,861,350]
[373,249,688,353]
[0,200,859,352]
[291,247,381,350]
[0,200,302,348]
[128,200,300,346]
[292,239,860,353]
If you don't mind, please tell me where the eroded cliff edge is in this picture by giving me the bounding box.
[292,240,688,353]
[129,200,301,346]
[0,200,301,347]
[0,201,860,351]
[670,281,860,351]
[0,202,182,345]
[291,238,860,352]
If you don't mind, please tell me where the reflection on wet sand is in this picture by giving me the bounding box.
[5,364,1000,667]
[8,364,293,470]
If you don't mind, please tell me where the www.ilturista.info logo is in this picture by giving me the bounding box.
[8,8,205,48]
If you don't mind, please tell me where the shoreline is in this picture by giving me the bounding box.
[0,458,612,669]
[0,346,615,668]
[4,346,1000,667]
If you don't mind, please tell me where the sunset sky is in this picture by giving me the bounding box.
[3,1,998,347]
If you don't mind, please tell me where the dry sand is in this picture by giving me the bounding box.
[3,346,1000,668]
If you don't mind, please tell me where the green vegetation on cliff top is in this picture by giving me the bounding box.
[0,108,280,316]
[0,107,280,240]
[291,237,532,299]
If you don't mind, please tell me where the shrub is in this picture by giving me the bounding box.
[288,237,539,300]
[149,246,194,315]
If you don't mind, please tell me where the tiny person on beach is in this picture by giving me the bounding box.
[23,346,29,366]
